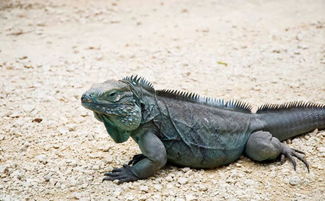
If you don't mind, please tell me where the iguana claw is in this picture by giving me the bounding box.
[103,165,139,184]
[281,145,309,172]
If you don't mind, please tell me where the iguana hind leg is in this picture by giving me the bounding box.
[245,131,309,171]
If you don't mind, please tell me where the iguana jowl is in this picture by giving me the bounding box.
[81,75,325,183]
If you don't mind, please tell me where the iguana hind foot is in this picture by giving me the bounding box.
[245,131,309,172]
[280,144,309,172]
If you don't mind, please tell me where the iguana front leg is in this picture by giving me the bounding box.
[103,131,167,183]
[245,131,309,171]
[128,154,146,166]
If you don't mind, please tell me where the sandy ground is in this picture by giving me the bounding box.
[0,0,325,200]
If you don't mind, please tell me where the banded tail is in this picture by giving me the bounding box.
[256,102,325,141]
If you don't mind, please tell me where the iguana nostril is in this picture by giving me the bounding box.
[81,94,91,102]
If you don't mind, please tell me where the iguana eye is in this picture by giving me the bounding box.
[105,91,120,101]
[108,92,116,97]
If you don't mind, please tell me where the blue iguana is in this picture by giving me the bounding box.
[81,75,325,183]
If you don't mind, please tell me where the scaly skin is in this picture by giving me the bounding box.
[81,75,325,183]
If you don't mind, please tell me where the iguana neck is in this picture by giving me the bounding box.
[138,93,160,124]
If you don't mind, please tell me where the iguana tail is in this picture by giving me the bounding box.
[255,102,325,141]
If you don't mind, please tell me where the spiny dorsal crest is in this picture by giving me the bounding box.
[121,75,155,93]
[257,101,325,113]
[157,89,252,113]
[122,75,252,113]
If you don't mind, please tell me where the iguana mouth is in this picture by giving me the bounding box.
[82,101,119,108]
[81,93,93,103]
[94,112,111,121]
[82,101,123,116]
[81,93,119,110]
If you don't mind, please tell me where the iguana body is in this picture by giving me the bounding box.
[81,76,325,183]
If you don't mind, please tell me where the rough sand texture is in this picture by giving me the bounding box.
[0,0,324,200]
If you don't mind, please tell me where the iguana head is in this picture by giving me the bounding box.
[81,79,142,143]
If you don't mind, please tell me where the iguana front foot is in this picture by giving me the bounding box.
[128,154,145,165]
[280,145,309,172]
[103,165,139,184]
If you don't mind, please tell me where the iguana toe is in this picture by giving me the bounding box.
[103,165,139,184]
[281,145,309,172]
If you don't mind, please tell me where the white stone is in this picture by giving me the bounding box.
[58,127,69,135]
[289,176,302,186]
[35,154,47,164]
[44,175,51,182]
[22,104,35,112]
[153,184,162,190]
[139,185,149,192]
[178,177,188,185]
[185,194,197,201]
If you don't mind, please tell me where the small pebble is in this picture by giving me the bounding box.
[178,177,188,185]
[289,176,302,186]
